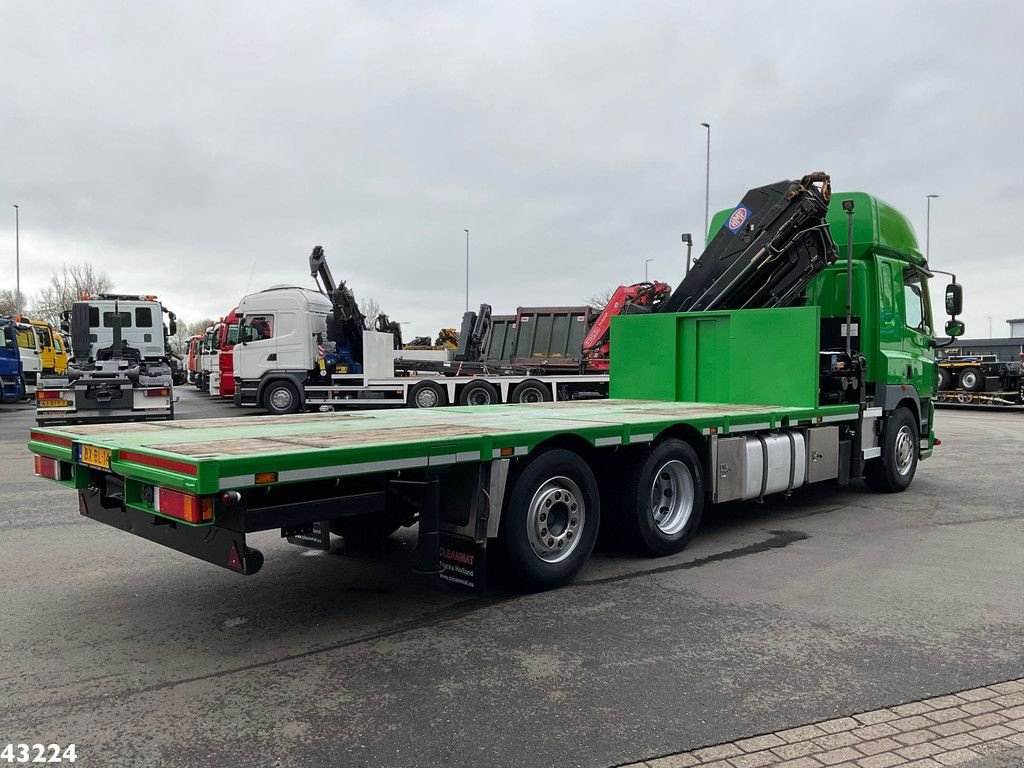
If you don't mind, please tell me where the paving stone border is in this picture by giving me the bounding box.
[618,678,1024,768]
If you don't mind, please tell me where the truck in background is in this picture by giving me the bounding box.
[28,173,967,591]
[14,322,43,395]
[935,353,1023,406]
[35,294,178,425]
[0,318,25,403]
[216,307,240,399]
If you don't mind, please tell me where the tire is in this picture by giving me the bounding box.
[501,448,600,590]
[458,380,499,406]
[408,381,448,408]
[864,407,919,493]
[330,515,402,552]
[936,367,951,391]
[618,439,705,557]
[510,379,552,404]
[959,367,983,392]
[263,380,300,415]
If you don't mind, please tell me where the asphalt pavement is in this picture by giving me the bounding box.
[0,390,1022,768]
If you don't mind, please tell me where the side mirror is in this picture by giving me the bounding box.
[945,319,965,338]
[945,283,963,316]
[169,319,177,336]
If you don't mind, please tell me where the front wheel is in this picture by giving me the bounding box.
[618,439,705,556]
[864,407,919,493]
[959,367,983,392]
[501,449,600,590]
[263,380,301,415]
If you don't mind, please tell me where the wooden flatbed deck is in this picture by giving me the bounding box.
[29,399,860,496]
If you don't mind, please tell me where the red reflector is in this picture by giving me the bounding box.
[120,450,198,476]
[155,488,214,524]
[144,388,170,397]
[37,390,62,400]
[227,543,243,571]
[934,437,942,446]
[34,456,58,479]
[29,431,73,449]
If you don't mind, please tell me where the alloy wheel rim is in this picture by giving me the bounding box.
[526,476,585,563]
[649,459,694,535]
[894,425,915,475]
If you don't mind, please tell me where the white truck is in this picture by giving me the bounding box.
[231,284,608,414]
[36,295,177,425]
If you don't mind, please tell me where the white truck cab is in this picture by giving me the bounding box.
[233,286,332,412]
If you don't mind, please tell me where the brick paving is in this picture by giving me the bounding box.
[618,678,1024,768]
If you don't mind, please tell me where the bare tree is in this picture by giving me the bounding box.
[359,296,381,329]
[32,264,113,326]
[584,287,618,309]
[0,288,27,317]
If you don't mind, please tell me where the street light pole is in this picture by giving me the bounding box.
[464,228,470,313]
[700,123,711,245]
[644,258,654,282]
[681,233,693,277]
[925,194,939,262]
[13,204,19,313]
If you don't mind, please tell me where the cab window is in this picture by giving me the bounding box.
[16,328,35,350]
[1,326,14,350]
[36,327,52,346]
[103,311,133,328]
[135,307,154,327]
[241,315,274,341]
[89,307,100,327]
[903,274,928,334]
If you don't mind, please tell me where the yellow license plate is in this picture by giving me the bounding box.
[39,399,71,408]
[79,444,112,469]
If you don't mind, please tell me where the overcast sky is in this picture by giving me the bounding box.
[2,1,1022,339]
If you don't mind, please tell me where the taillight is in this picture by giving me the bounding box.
[154,488,214,524]
[34,456,59,479]
[37,390,62,400]
[144,388,170,397]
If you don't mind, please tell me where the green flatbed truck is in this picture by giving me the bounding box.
[27,180,966,592]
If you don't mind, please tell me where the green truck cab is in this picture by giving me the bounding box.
[26,179,964,593]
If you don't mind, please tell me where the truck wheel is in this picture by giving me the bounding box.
[936,367,951,390]
[408,381,448,408]
[502,448,600,590]
[458,380,499,406]
[263,380,300,415]
[864,407,918,493]
[959,367,983,392]
[510,380,552,404]
[619,439,704,557]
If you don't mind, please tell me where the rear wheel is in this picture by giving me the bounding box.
[864,407,918,493]
[510,379,552,404]
[936,367,951,391]
[501,448,600,590]
[618,439,704,556]
[458,380,499,406]
[408,381,448,408]
[263,380,300,415]
[959,367,983,392]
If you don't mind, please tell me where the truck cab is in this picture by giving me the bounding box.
[36,295,177,425]
[14,322,42,394]
[233,286,331,412]
[0,318,24,403]
[216,307,240,398]
[802,192,948,446]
